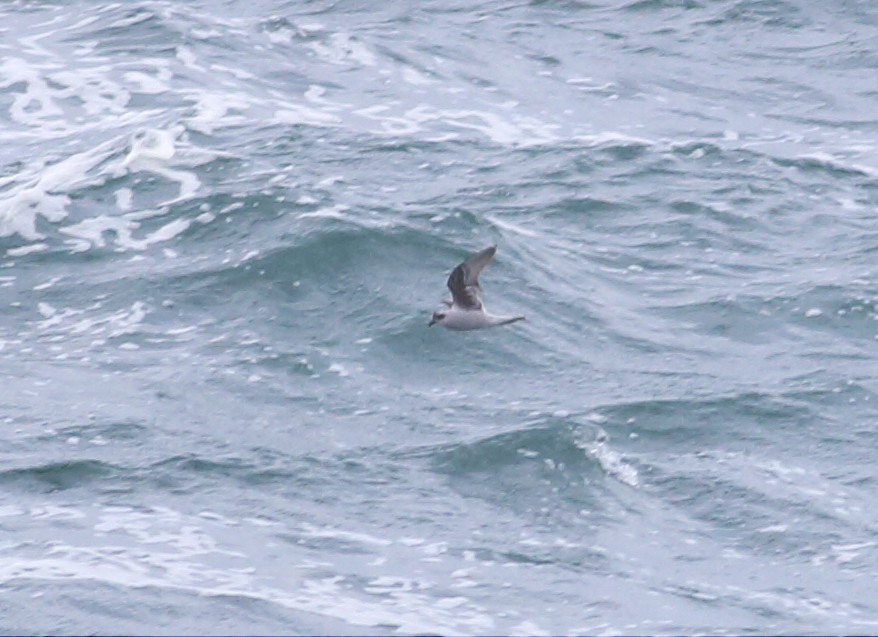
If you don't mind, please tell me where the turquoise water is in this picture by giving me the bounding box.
[2,1,878,634]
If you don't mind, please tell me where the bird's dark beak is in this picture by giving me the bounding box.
[428,319,436,327]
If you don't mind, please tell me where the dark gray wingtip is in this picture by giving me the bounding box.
[475,244,497,263]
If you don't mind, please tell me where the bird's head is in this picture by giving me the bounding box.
[428,309,447,327]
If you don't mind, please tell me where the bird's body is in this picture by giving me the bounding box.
[429,245,525,331]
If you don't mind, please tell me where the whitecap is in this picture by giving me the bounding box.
[298,523,394,549]
[328,362,350,377]
[577,428,639,487]
[275,104,342,127]
[124,68,172,95]
[124,128,177,164]
[6,243,48,257]
[306,32,377,67]
[0,138,118,240]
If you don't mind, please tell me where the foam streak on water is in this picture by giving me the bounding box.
[2,0,878,634]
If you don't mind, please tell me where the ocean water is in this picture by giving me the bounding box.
[2,0,878,634]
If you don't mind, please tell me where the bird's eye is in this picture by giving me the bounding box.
[436,313,445,320]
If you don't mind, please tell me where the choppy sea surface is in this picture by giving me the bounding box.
[2,1,878,634]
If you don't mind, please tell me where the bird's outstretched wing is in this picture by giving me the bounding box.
[446,245,496,310]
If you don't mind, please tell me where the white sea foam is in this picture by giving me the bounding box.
[487,214,540,238]
[123,127,176,163]
[298,523,392,547]
[124,67,172,95]
[60,214,190,252]
[0,57,65,127]
[0,139,118,240]
[798,151,878,177]
[35,300,148,341]
[0,504,497,634]
[37,302,56,318]
[0,505,24,518]
[275,104,342,127]
[369,104,559,145]
[114,188,134,211]
[187,91,251,134]
[305,32,377,67]
[577,428,639,487]
[0,121,209,249]
[6,243,48,257]
[575,131,655,148]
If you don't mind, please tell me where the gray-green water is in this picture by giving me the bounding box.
[2,1,878,634]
